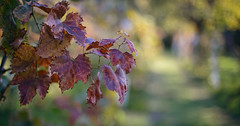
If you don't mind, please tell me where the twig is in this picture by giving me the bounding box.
[0,83,10,104]
[3,68,11,73]
[0,53,9,77]
[31,0,41,32]
[0,52,10,104]
[0,53,7,72]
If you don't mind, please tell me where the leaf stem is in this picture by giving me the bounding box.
[117,40,126,50]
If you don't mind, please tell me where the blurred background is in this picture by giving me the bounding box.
[1,0,240,125]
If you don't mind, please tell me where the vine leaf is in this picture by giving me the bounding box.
[109,49,136,74]
[11,68,51,105]
[10,44,39,74]
[50,51,91,92]
[51,73,59,83]
[62,13,86,46]
[44,1,69,41]
[124,38,137,57]
[121,52,136,74]
[10,28,27,49]
[87,72,103,106]
[88,49,110,59]
[38,58,51,68]
[36,23,72,58]
[115,65,128,104]
[101,65,128,103]
[86,37,119,54]
[98,38,118,46]
[13,3,32,23]
[86,41,100,50]
[50,1,69,19]
[32,2,51,13]
[50,51,74,92]
[41,1,86,46]
[108,49,122,65]
[101,65,120,91]
[45,0,69,28]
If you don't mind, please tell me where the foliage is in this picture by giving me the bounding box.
[213,57,240,116]
[0,0,136,108]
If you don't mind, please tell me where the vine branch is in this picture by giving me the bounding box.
[31,0,41,32]
[0,83,10,104]
[0,52,10,104]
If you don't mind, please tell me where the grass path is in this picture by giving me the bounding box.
[125,55,238,126]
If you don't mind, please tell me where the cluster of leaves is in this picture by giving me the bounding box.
[4,0,137,106]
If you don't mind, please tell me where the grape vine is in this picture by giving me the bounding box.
[0,0,137,106]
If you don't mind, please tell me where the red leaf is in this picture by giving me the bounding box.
[50,51,74,91]
[87,72,103,106]
[32,2,51,13]
[87,41,112,54]
[74,54,91,83]
[45,1,69,27]
[124,38,137,57]
[36,23,72,58]
[44,1,69,40]
[50,51,91,92]
[115,65,128,104]
[10,44,39,74]
[101,65,120,91]
[38,58,51,68]
[11,68,51,105]
[62,13,86,46]
[89,49,110,59]
[86,37,120,54]
[86,41,100,50]
[42,2,86,45]
[109,49,122,66]
[38,70,48,77]
[64,12,83,23]
[10,28,27,49]
[51,73,59,83]
[109,49,136,74]
[13,3,32,22]
[121,52,136,74]
[101,65,128,104]
[98,38,117,46]
[51,1,69,19]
